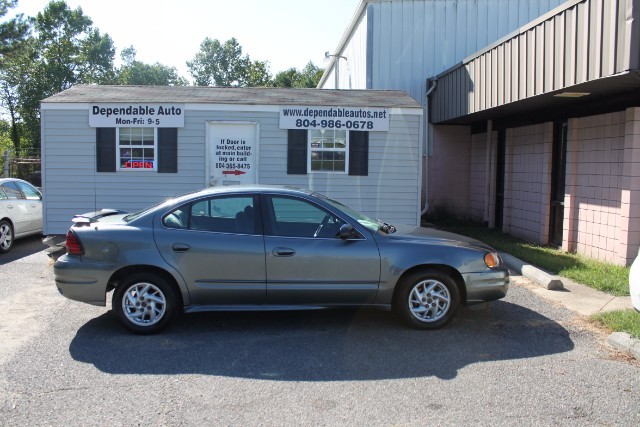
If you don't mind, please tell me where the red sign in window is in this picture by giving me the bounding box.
[123,160,154,169]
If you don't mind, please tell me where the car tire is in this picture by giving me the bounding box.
[393,270,460,330]
[0,220,14,254]
[112,272,178,334]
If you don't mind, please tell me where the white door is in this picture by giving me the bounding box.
[207,122,258,187]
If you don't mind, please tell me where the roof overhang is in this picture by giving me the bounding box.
[430,0,640,127]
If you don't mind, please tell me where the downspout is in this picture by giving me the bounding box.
[421,78,437,217]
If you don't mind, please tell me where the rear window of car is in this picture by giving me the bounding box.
[1,182,22,199]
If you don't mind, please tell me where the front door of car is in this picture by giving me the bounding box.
[261,194,381,305]
[154,194,266,306]
[0,181,32,234]
[13,180,42,232]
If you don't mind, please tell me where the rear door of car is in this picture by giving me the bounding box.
[0,181,32,235]
[261,193,381,305]
[154,194,266,306]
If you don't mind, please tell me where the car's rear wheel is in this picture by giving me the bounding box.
[393,270,460,330]
[0,220,14,254]
[113,273,178,334]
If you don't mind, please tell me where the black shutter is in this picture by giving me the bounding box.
[96,128,116,172]
[158,128,178,173]
[287,129,307,175]
[349,131,369,176]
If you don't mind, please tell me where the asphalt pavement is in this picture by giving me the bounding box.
[502,252,639,360]
[1,236,639,425]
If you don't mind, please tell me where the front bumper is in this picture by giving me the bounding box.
[462,269,510,304]
[54,255,114,306]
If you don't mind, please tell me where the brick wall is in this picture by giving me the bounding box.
[503,123,553,244]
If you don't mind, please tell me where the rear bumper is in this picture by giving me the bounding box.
[463,269,510,304]
[54,255,113,306]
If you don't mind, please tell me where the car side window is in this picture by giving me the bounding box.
[14,181,41,200]
[187,196,256,234]
[267,196,345,238]
[1,182,22,200]
[162,207,188,229]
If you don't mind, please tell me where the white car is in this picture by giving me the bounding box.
[630,249,640,311]
[0,178,43,253]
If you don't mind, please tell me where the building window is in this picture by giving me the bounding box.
[308,129,348,173]
[117,127,157,171]
[287,129,368,176]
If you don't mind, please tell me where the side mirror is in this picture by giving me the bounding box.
[339,224,361,240]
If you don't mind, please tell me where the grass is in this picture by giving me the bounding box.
[429,218,640,339]
[591,310,640,339]
[429,218,630,296]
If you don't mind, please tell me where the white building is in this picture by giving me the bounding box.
[40,86,422,234]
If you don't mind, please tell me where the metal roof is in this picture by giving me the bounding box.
[41,85,422,108]
[430,0,640,126]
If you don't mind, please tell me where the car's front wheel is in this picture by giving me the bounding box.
[393,270,460,330]
[113,273,178,334]
[0,220,14,254]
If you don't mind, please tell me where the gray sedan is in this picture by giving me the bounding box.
[54,186,509,334]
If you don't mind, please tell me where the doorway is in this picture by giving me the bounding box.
[495,130,506,229]
[549,121,568,247]
[207,122,258,187]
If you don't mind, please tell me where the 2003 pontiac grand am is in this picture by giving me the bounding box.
[54,186,509,334]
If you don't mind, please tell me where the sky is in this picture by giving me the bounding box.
[11,0,361,81]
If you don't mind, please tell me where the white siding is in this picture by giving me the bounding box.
[42,107,422,233]
[41,109,207,234]
[261,113,422,226]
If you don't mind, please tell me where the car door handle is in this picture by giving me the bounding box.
[172,243,191,253]
[273,247,295,257]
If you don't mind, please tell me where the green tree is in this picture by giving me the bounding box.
[31,0,115,90]
[12,0,115,149]
[116,46,187,86]
[0,0,30,66]
[273,62,324,88]
[245,59,271,87]
[0,0,31,152]
[186,37,271,86]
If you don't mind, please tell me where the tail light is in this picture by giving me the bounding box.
[65,230,85,255]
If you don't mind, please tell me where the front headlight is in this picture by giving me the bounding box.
[484,252,501,268]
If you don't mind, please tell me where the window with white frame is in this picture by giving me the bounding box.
[308,129,348,173]
[117,127,157,171]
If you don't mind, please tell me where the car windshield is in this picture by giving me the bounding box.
[315,193,395,233]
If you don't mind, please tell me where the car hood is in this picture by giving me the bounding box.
[382,224,495,252]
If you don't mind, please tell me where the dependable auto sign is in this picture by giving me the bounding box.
[89,104,185,127]
[280,106,390,131]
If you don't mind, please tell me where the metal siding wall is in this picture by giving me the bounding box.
[620,0,640,71]
[412,1,426,101]
[323,8,368,89]
[565,7,577,87]
[364,0,563,103]
[342,10,369,89]
[431,0,638,123]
